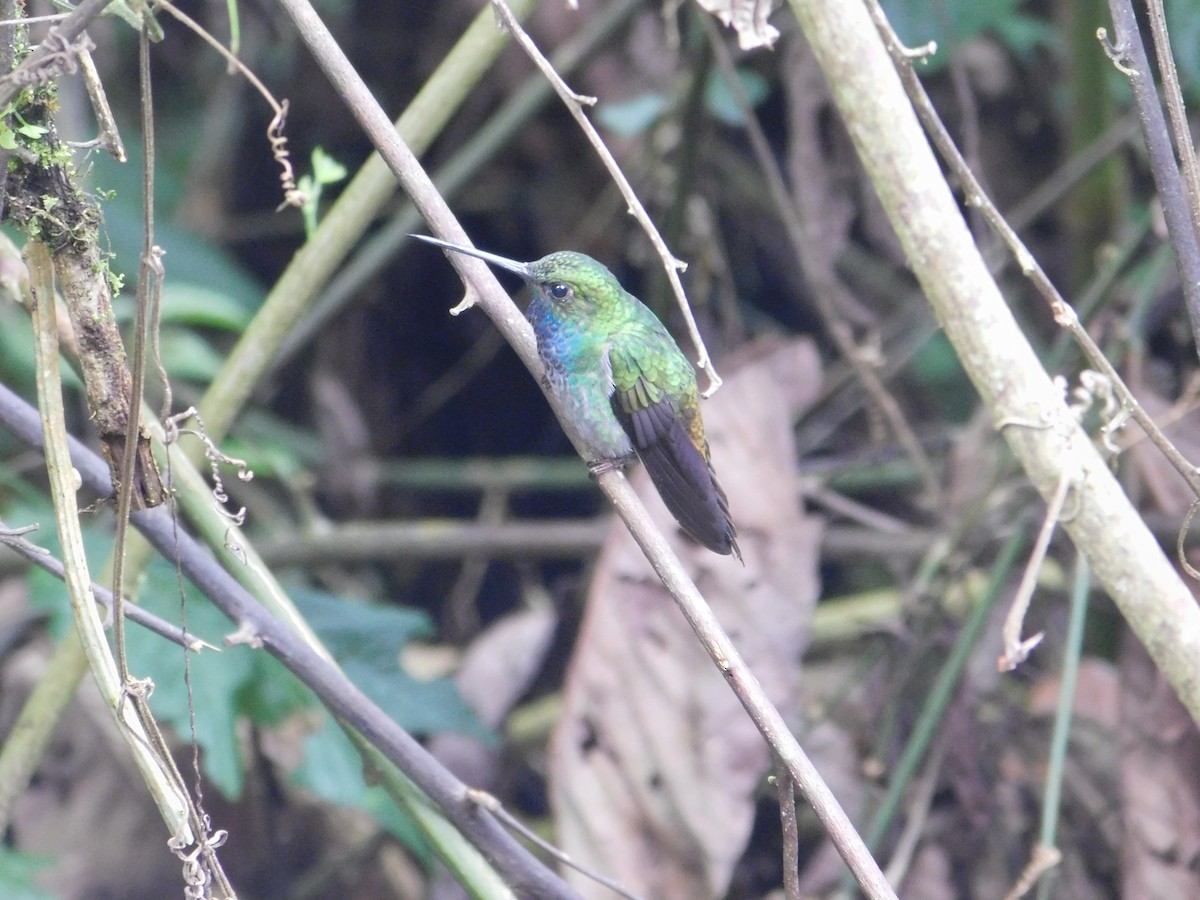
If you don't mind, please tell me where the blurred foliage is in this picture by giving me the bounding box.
[881,0,1057,70]
[0,848,54,900]
[11,495,483,848]
[1167,0,1200,102]
[297,146,349,237]
[597,67,769,136]
[2,0,1199,893]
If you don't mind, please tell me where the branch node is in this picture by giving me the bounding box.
[225,620,264,649]
[899,39,937,61]
[1096,28,1136,77]
[449,289,481,316]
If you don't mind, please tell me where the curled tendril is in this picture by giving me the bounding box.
[164,407,254,562]
[270,100,306,211]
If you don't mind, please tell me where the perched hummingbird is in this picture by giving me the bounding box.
[414,235,740,559]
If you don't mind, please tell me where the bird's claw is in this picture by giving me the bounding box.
[587,455,635,479]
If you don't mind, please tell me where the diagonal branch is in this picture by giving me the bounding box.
[1102,0,1200,356]
[0,379,581,899]
[787,0,1200,730]
[272,0,894,894]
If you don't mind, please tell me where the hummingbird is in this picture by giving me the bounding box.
[414,235,740,559]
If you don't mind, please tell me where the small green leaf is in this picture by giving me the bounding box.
[293,713,429,856]
[0,847,56,900]
[126,561,316,799]
[293,586,490,741]
[16,123,46,139]
[153,328,227,383]
[596,92,669,138]
[311,146,348,186]
[299,147,348,237]
[113,282,255,332]
[704,69,770,126]
[0,128,17,150]
[157,282,255,330]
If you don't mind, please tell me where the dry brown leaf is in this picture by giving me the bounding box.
[1119,629,1200,898]
[784,33,905,278]
[693,0,780,50]
[429,605,557,786]
[899,842,956,900]
[1027,658,1119,729]
[549,338,823,898]
[1125,386,1200,517]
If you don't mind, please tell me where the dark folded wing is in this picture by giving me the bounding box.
[608,350,739,558]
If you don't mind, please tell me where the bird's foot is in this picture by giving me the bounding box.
[587,455,635,479]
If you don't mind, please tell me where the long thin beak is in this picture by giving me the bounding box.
[410,234,533,279]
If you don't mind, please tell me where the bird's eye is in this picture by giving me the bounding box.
[547,282,573,302]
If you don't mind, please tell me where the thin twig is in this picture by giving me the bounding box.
[134,24,233,893]
[487,0,722,394]
[273,0,894,893]
[255,518,609,565]
[0,0,113,108]
[1099,0,1200,356]
[997,470,1072,671]
[75,43,126,160]
[1001,844,1063,900]
[150,0,301,208]
[703,16,942,503]
[0,13,70,26]
[775,770,801,900]
[467,788,646,900]
[0,521,211,650]
[598,469,896,899]
[1143,0,1200,251]
[804,482,914,534]
[0,378,582,899]
[1032,555,1091,900]
[882,734,946,887]
[111,8,159,697]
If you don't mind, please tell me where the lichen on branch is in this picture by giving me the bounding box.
[4,86,163,508]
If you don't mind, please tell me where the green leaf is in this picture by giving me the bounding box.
[311,146,348,186]
[1167,0,1200,100]
[125,560,316,799]
[299,147,349,237]
[0,305,83,394]
[0,847,56,900]
[596,92,669,138]
[292,585,491,741]
[0,128,16,150]
[157,282,255,331]
[152,328,228,383]
[292,713,429,856]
